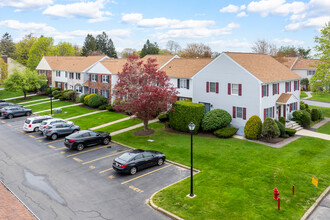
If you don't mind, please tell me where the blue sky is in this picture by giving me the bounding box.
[0,0,329,55]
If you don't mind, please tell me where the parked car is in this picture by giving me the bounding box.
[64,130,111,151]
[38,118,73,134]
[1,106,32,119]
[0,102,22,114]
[43,122,80,140]
[113,149,165,175]
[23,116,53,132]
[0,99,5,102]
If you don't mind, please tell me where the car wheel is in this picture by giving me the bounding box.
[8,114,13,119]
[157,158,164,166]
[51,133,58,140]
[103,138,110,145]
[72,129,78,133]
[76,143,84,151]
[34,127,39,132]
[26,112,31,116]
[129,167,137,175]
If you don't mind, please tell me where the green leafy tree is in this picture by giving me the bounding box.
[54,42,75,56]
[311,22,330,93]
[27,37,55,70]
[277,45,311,58]
[140,39,160,58]
[4,68,46,98]
[0,32,15,57]
[95,32,118,58]
[300,78,309,90]
[0,58,8,83]
[12,34,37,66]
[81,34,97,56]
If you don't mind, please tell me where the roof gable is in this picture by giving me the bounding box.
[292,58,318,70]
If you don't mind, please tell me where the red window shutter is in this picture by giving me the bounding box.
[233,106,236,118]
[206,82,209,93]
[216,82,219,94]
[267,84,269,96]
[272,106,274,118]
[290,104,292,112]
[273,84,275,95]
[239,84,242,96]
[278,83,279,94]
[228,83,231,95]
[285,82,287,93]
[243,108,246,120]
[264,109,266,120]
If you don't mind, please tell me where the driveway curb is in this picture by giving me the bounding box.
[300,186,330,220]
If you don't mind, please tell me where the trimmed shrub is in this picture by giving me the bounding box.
[52,90,60,97]
[88,94,107,108]
[75,96,80,103]
[80,94,88,103]
[244,115,262,140]
[305,103,309,109]
[292,110,311,128]
[106,105,114,112]
[169,101,205,134]
[84,93,96,105]
[305,108,311,114]
[262,117,280,140]
[214,127,238,138]
[318,109,323,119]
[285,128,296,136]
[279,117,286,126]
[158,113,169,122]
[67,91,77,101]
[275,120,286,138]
[282,134,290,138]
[292,110,303,120]
[300,104,306,110]
[98,104,108,110]
[201,109,232,132]
[311,109,319,121]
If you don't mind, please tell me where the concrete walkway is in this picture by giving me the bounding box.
[4,94,37,101]
[296,129,330,141]
[66,110,107,120]
[90,116,135,130]
[24,99,59,107]
[302,186,330,220]
[111,119,159,136]
[17,98,50,104]
[34,103,82,114]
[303,91,313,99]
[312,117,330,129]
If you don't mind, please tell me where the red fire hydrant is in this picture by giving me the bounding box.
[274,187,280,200]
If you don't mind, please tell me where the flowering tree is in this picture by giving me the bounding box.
[114,55,177,131]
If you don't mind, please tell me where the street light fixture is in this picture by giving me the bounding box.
[187,122,196,198]
[49,84,53,116]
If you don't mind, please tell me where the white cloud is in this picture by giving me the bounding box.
[43,0,112,23]
[0,20,56,34]
[284,16,330,30]
[240,5,246,10]
[122,13,143,23]
[170,20,215,29]
[137,17,179,28]
[237,12,248,17]
[0,0,53,11]
[273,38,305,45]
[219,4,239,13]
[53,29,131,40]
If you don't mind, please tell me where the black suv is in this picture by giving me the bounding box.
[1,106,32,119]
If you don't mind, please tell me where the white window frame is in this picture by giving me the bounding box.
[274,84,278,94]
[75,86,82,93]
[76,72,81,80]
[102,75,109,83]
[308,70,316,76]
[57,82,62,88]
[101,89,109,98]
[56,71,60,77]
[91,74,97,82]
[265,107,273,118]
[69,72,74,79]
[69,85,73,89]
[179,79,188,89]
[90,88,97,94]
[236,107,243,119]
[232,84,239,95]
[286,82,291,92]
[262,85,267,97]
[209,82,216,93]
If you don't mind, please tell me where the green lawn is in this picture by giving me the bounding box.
[0,90,24,99]
[309,93,330,103]
[96,118,142,133]
[70,111,127,130]
[38,105,97,119]
[27,100,76,112]
[309,105,330,118]
[300,92,308,99]
[113,123,330,220]
[10,95,49,104]
[316,121,330,135]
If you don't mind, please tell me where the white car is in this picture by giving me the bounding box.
[38,118,73,134]
[23,116,53,132]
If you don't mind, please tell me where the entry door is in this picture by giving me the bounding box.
[199,102,211,113]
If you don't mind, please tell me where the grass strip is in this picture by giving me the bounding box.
[0,90,24,99]
[28,100,76,112]
[38,105,97,119]
[316,121,330,135]
[309,93,330,103]
[300,92,308,99]
[96,118,142,133]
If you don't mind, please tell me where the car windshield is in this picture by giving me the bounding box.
[41,121,47,125]
[25,119,31,124]
[118,153,134,162]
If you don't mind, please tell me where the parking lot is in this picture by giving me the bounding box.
[0,115,191,219]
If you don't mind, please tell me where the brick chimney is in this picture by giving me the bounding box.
[1,55,8,64]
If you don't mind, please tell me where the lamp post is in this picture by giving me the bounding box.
[188,122,196,198]
[49,85,53,115]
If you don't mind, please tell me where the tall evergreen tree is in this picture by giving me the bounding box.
[108,39,117,58]
[95,32,117,58]
[140,40,160,58]
[0,32,15,56]
[81,34,97,56]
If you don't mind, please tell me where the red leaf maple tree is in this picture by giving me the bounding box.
[114,55,178,131]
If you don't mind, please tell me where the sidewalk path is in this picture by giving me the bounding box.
[24,99,59,107]
[66,110,107,120]
[34,103,82,114]
[17,98,49,104]
[296,129,330,141]
[311,117,330,129]
[111,119,159,136]
[303,91,312,99]
[4,94,37,101]
[90,116,134,130]
[302,186,330,220]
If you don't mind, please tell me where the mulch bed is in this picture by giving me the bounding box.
[134,129,155,136]
[258,136,285,144]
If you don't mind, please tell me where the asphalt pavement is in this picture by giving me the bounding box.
[0,116,191,220]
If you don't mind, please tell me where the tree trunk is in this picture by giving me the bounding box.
[23,90,27,99]
[143,120,148,131]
